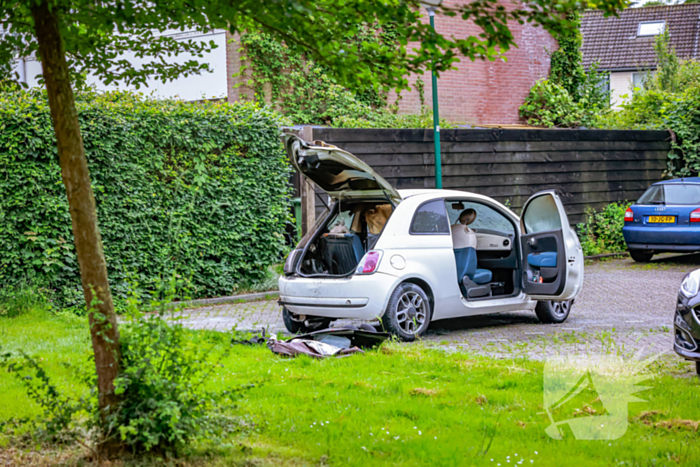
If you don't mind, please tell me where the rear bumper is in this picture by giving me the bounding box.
[627,243,700,252]
[623,225,700,250]
[278,272,400,320]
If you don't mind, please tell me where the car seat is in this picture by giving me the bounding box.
[454,246,493,298]
[527,251,558,282]
[321,233,365,275]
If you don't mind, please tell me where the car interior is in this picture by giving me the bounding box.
[446,200,520,300]
[519,194,566,296]
[297,200,393,277]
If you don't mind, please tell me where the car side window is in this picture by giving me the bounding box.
[522,194,562,234]
[410,200,450,235]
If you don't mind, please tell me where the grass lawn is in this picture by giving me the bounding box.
[1,310,700,466]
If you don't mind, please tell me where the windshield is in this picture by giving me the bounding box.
[637,184,700,205]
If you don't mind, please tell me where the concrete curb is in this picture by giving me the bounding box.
[172,290,279,308]
[584,252,629,260]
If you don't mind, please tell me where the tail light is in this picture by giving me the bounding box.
[355,250,383,275]
[624,207,634,222]
[691,208,700,223]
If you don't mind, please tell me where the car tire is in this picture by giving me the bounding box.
[535,300,572,324]
[695,361,700,377]
[282,307,331,334]
[629,250,653,263]
[380,282,432,342]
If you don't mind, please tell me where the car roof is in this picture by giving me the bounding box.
[398,188,482,199]
[653,177,700,185]
[397,189,520,220]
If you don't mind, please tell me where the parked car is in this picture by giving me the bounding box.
[674,269,700,375]
[279,135,584,340]
[622,178,700,262]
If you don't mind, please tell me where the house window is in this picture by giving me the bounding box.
[632,71,655,92]
[637,21,665,37]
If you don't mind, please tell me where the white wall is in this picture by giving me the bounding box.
[12,29,228,101]
[609,71,634,109]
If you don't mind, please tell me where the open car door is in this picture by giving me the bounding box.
[519,190,584,301]
[283,134,401,202]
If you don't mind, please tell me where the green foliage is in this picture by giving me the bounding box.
[0,281,54,318]
[577,202,631,256]
[0,348,85,444]
[237,30,457,128]
[519,79,583,128]
[0,0,628,99]
[107,284,238,454]
[0,88,291,308]
[333,105,457,129]
[0,282,242,454]
[593,32,700,176]
[520,12,610,128]
[549,12,586,101]
[237,29,389,126]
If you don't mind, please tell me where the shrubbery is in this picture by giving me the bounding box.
[577,202,631,256]
[520,12,610,128]
[1,283,243,455]
[594,33,700,176]
[237,30,454,129]
[0,88,291,309]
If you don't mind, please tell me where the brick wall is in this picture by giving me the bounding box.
[226,31,254,103]
[226,1,558,125]
[388,0,557,125]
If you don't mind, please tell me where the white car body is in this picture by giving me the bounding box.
[279,136,584,333]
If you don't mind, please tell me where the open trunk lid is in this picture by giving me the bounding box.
[283,134,401,202]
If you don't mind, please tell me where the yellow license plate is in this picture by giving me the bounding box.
[649,216,675,223]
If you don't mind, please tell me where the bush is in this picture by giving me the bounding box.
[0,89,292,308]
[333,105,457,129]
[519,79,583,128]
[0,283,243,455]
[592,31,700,176]
[0,281,54,318]
[107,289,237,454]
[520,11,610,128]
[577,202,631,256]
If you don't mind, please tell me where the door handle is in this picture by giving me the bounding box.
[527,238,537,247]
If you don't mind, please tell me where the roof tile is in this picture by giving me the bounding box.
[581,4,700,71]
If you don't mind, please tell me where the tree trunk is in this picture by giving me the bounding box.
[30,0,121,436]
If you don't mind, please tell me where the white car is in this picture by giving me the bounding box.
[279,135,584,341]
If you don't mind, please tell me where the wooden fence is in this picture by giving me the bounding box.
[308,128,671,226]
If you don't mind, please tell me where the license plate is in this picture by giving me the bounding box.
[648,215,675,223]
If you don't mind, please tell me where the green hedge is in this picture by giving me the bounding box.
[0,90,291,307]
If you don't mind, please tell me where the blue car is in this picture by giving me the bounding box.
[622,178,700,262]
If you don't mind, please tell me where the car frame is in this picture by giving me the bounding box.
[279,135,585,340]
[674,269,700,375]
[623,178,700,262]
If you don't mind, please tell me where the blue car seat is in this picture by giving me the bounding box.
[454,247,493,285]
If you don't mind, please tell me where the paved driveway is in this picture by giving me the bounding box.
[178,253,700,359]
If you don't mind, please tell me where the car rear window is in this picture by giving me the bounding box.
[410,200,450,234]
[637,184,700,205]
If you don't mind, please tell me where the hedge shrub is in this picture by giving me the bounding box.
[0,89,291,307]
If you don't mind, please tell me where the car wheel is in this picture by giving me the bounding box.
[629,250,653,263]
[380,282,432,342]
[535,300,572,324]
[282,307,331,334]
[696,361,700,377]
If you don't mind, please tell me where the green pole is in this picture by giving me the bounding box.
[428,10,442,189]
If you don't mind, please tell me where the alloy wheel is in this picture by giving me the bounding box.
[550,300,570,318]
[395,290,428,335]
